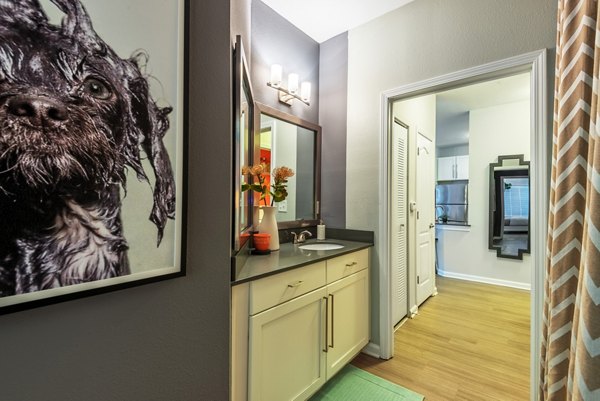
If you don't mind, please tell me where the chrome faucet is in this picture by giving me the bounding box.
[292,230,313,244]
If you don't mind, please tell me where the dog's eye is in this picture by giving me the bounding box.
[82,78,112,100]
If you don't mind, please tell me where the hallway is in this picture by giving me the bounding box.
[352,276,530,401]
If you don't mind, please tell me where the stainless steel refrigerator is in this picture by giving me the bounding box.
[435,181,468,224]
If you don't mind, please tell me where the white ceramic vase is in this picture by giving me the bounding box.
[256,206,279,251]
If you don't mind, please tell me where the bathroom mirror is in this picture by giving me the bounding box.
[233,36,254,252]
[254,102,321,229]
[488,154,530,259]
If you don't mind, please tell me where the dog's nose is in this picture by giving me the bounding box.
[6,95,68,126]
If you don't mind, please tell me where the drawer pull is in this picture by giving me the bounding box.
[287,280,304,288]
[345,261,358,267]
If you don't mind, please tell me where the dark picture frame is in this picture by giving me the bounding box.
[0,0,189,314]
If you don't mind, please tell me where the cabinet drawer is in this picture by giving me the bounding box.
[249,262,326,315]
[327,249,369,283]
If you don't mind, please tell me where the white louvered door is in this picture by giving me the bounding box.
[391,119,408,326]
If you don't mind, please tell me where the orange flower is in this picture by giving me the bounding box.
[251,164,265,176]
[242,164,294,206]
[242,164,266,176]
[272,166,294,182]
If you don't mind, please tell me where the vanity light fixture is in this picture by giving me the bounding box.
[267,64,311,106]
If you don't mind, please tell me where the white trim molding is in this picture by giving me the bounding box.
[378,49,548,401]
[437,269,532,291]
[361,342,381,358]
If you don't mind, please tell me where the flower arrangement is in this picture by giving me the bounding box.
[242,163,295,206]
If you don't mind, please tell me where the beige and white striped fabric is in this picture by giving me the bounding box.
[540,0,600,400]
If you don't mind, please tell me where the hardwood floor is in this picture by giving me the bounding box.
[352,276,530,401]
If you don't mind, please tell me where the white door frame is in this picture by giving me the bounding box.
[377,49,548,401]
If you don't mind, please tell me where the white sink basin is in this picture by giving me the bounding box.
[298,243,345,251]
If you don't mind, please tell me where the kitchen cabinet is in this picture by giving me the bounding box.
[437,155,469,181]
[245,249,370,401]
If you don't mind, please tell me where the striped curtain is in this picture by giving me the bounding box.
[540,0,600,400]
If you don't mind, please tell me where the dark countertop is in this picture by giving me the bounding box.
[232,239,373,285]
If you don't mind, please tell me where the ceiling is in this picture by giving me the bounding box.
[260,0,415,43]
[435,73,531,148]
[257,1,530,149]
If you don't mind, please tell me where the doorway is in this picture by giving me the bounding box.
[377,50,548,401]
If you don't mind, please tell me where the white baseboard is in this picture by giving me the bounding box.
[437,269,531,291]
[361,342,382,359]
[409,305,418,318]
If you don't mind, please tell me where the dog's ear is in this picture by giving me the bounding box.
[0,0,48,28]
[143,103,176,246]
[126,70,176,246]
[50,0,103,52]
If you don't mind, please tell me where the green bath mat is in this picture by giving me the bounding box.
[309,364,424,401]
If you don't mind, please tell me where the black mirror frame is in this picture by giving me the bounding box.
[232,36,254,253]
[488,154,531,260]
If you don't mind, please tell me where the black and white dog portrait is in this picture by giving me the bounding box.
[0,0,177,298]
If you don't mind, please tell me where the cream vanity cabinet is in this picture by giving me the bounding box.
[324,251,370,378]
[243,248,370,401]
[437,155,469,181]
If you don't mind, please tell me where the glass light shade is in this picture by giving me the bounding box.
[300,82,311,102]
[288,73,299,94]
[270,64,282,87]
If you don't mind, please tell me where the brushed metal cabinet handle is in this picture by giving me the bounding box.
[345,261,358,267]
[322,296,328,353]
[329,293,335,349]
[287,280,304,288]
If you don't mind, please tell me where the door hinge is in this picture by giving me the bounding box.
[417,276,420,284]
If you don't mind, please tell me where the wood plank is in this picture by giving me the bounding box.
[352,276,530,401]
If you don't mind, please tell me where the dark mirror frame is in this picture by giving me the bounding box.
[253,102,322,229]
[488,154,531,260]
[233,36,254,252]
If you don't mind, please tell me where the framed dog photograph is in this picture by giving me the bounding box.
[0,0,188,313]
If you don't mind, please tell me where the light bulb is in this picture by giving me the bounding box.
[300,82,311,102]
[270,64,282,87]
[288,73,299,94]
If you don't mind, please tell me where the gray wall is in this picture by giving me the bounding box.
[0,1,233,400]
[436,111,470,149]
[251,0,320,123]
[437,144,470,157]
[345,0,557,347]
[319,32,348,228]
[231,0,252,62]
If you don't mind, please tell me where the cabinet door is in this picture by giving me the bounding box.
[436,156,456,181]
[326,269,369,378]
[249,287,327,401]
[455,155,469,180]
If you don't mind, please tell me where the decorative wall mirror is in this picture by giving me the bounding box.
[233,36,254,252]
[254,102,321,229]
[488,154,530,259]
